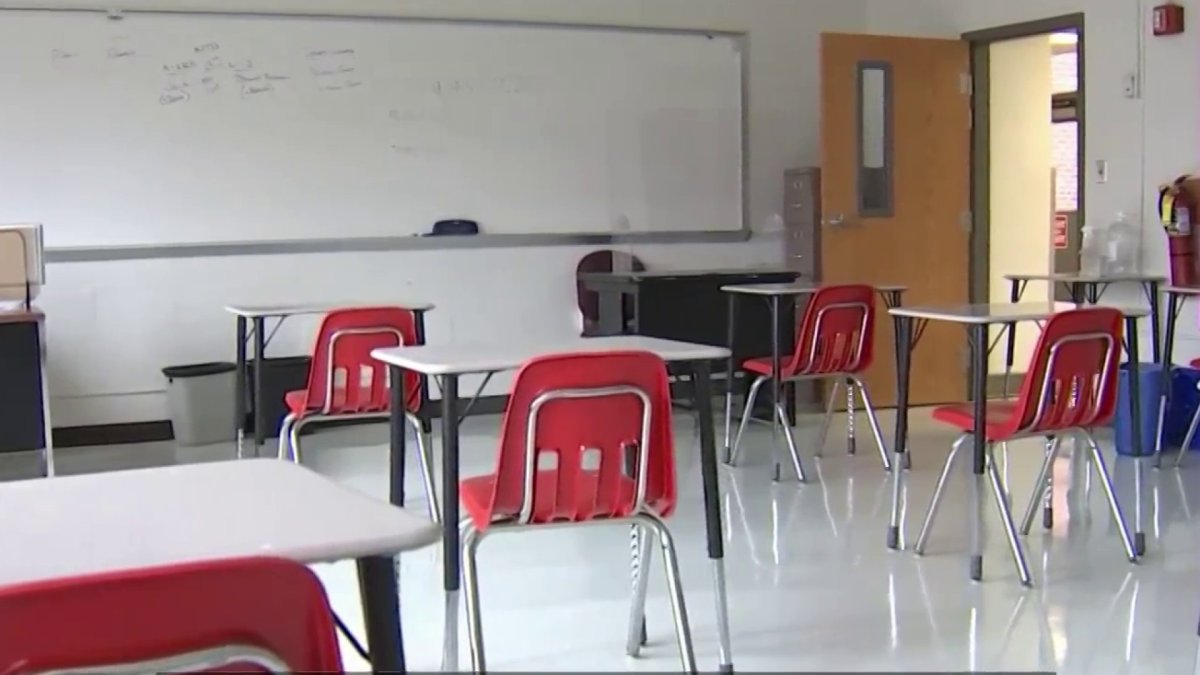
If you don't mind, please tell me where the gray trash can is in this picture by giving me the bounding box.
[162,362,237,446]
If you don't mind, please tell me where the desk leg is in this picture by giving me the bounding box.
[968,323,988,582]
[692,360,734,672]
[252,317,266,454]
[389,365,408,507]
[1004,279,1022,397]
[234,316,247,459]
[771,296,803,481]
[440,375,462,672]
[1148,281,1163,364]
[888,314,913,549]
[357,555,406,674]
[1126,318,1147,557]
[723,294,737,464]
[1155,292,1179,469]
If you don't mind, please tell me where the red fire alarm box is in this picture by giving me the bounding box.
[1154,2,1185,36]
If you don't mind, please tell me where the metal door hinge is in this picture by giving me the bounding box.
[960,210,973,232]
[960,72,973,95]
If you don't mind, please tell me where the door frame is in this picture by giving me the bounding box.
[962,13,1085,394]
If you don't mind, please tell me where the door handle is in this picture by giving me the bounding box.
[823,213,847,227]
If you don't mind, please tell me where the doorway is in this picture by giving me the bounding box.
[964,14,1085,392]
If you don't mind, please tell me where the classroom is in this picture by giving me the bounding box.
[0,0,1197,672]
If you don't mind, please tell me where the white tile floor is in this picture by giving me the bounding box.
[4,407,1199,673]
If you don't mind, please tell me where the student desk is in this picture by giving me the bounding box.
[887,303,1149,585]
[0,308,53,476]
[1004,273,1165,368]
[719,283,908,478]
[372,335,734,672]
[0,459,439,673]
[224,302,433,456]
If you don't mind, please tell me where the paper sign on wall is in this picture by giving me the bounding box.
[1053,214,1070,249]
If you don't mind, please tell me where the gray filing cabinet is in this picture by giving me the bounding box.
[784,167,821,280]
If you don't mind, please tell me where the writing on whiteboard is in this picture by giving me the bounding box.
[159,90,189,106]
[307,47,361,93]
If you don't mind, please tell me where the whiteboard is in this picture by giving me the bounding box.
[0,11,744,248]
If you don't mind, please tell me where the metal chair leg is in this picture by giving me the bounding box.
[851,377,892,472]
[986,444,1033,586]
[406,413,441,523]
[637,514,697,674]
[815,379,842,458]
[462,525,487,673]
[914,434,969,555]
[277,413,297,461]
[289,418,306,465]
[729,376,766,466]
[1020,436,1060,535]
[846,378,857,455]
[626,524,654,657]
[1081,431,1138,562]
[775,402,806,482]
[1178,404,1200,469]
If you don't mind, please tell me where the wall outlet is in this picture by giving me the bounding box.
[1123,72,1140,99]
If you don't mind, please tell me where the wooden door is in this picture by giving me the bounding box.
[821,33,971,406]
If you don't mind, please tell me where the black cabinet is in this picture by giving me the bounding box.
[578,268,805,415]
[0,316,46,453]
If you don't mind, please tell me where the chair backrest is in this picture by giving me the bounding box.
[575,250,646,330]
[299,306,422,415]
[1005,307,1123,435]
[0,557,342,674]
[787,284,876,376]
[477,351,676,529]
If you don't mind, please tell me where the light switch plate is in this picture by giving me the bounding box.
[1096,160,1109,184]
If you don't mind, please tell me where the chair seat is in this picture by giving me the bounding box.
[283,389,391,418]
[460,470,669,530]
[931,401,1020,440]
[743,357,795,379]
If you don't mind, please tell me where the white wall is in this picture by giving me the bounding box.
[30,0,870,427]
[866,0,1196,363]
[988,35,1054,372]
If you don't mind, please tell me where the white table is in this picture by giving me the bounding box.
[224,302,434,455]
[0,459,439,672]
[887,303,1150,586]
[372,335,734,672]
[718,283,908,480]
[1004,273,1165,363]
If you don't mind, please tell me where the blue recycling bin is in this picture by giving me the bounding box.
[1166,365,1200,452]
[1114,362,1163,457]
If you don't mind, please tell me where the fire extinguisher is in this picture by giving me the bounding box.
[1159,175,1199,285]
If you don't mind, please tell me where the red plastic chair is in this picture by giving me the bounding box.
[0,557,342,674]
[914,307,1137,585]
[728,284,890,479]
[457,351,696,673]
[278,306,439,522]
